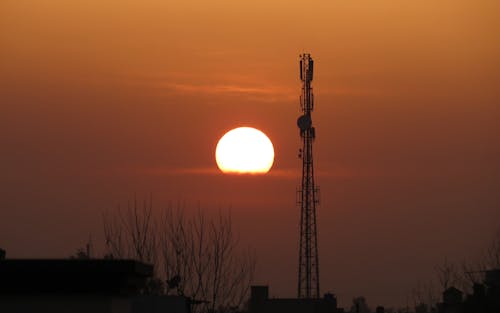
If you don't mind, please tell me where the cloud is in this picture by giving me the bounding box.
[124,165,299,178]
[128,71,383,102]
[127,72,296,102]
[126,165,372,180]
[132,166,220,176]
[163,82,296,102]
[320,86,386,97]
[167,83,279,95]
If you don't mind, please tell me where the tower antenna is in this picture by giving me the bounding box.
[297,53,320,298]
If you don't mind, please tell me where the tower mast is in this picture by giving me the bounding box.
[297,53,320,298]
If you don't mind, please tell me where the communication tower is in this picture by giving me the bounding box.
[297,53,320,298]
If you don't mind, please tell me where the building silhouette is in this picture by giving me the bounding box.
[0,258,189,313]
[248,286,344,313]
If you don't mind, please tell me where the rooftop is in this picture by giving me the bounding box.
[0,259,153,295]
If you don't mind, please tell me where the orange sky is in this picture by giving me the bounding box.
[1,0,499,308]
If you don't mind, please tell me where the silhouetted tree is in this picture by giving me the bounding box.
[102,195,162,294]
[160,207,256,313]
[411,281,425,309]
[460,259,484,295]
[350,296,371,313]
[102,195,158,265]
[411,280,438,312]
[410,227,500,311]
[71,248,91,260]
[70,236,93,259]
[101,198,256,312]
[485,228,500,268]
[435,258,459,291]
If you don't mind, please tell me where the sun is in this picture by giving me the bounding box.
[215,127,275,174]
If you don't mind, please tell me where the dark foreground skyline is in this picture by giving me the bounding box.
[1,0,499,307]
[1,255,499,313]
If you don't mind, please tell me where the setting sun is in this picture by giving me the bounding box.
[215,127,275,174]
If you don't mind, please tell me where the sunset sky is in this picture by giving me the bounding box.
[1,0,499,307]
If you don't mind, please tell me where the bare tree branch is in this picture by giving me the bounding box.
[435,258,459,291]
[102,199,255,310]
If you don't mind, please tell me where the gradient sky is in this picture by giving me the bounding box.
[1,0,499,308]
